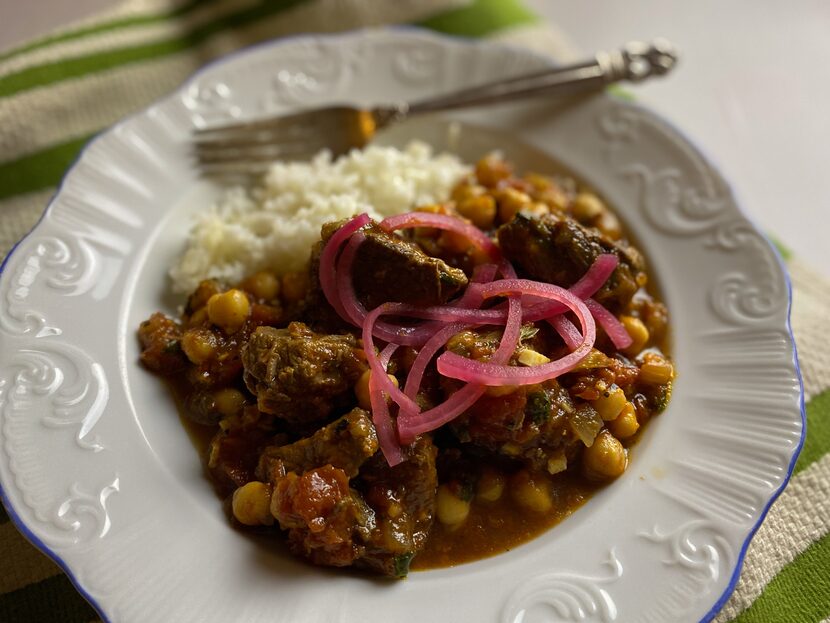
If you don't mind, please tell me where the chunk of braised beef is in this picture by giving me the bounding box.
[241,322,366,425]
[138,312,187,374]
[355,436,438,577]
[301,218,468,332]
[497,213,645,312]
[257,408,378,483]
[273,465,376,568]
[451,382,581,471]
[207,423,276,497]
[354,222,468,309]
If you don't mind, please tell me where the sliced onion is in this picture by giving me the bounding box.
[362,305,424,414]
[336,232,430,345]
[369,343,403,466]
[436,280,595,386]
[380,212,501,260]
[397,288,523,442]
[398,384,485,444]
[548,315,583,351]
[522,254,618,319]
[403,323,466,404]
[319,213,370,319]
[585,298,633,349]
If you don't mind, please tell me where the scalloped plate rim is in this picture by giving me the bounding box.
[0,26,806,623]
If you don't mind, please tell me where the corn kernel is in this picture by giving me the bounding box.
[639,357,675,385]
[608,402,639,439]
[547,453,568,475]
[476,468,505,502]
[621,315,650,355]
[592,385,627,421]
[436,484,470,526]
[510,470,553,512]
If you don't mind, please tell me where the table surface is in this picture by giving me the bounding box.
[1,0,827,277]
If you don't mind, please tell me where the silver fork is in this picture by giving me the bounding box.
[193,39,677,178]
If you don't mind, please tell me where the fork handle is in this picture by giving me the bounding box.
[376,39,677,122]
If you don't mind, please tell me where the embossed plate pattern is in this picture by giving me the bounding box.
[0,28,804,623]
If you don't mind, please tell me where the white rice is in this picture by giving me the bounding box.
[170,141,470,294]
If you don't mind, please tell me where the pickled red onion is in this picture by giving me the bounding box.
[319,213,370,319]
[380,212,501,260]
[548,315,583,351]
[369,343,403,466]
[397,294,522,442]
[585,298,633,350]
[436,280,595,386]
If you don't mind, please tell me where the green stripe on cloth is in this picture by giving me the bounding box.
[795,389,830,475]
[0,574,98,623]
[0,0,214,63]
[769,235,793,262]
[0,0,310,98]
[0,135,92,201]
[0,3,533,201]
[732,531,830,623]
[418,0,537,37]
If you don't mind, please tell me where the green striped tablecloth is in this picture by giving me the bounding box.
[0,1,828,621]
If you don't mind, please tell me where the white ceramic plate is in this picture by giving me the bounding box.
[0,28,804,623]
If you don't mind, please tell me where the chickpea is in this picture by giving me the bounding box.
[436,484,471,526]
[456,194,497,230]
[188,306,208,327]
[596,211,622,240]
[591,384,627,421]
[510,470,553,512]
[207,289,250,332]
[571,192,605,222]
[621,315,650,356]
[439,230,473,254]
[232,481,274,526]
[475,154,512,187]
[240,271,280,301]
[214,388,246,417]
[281,271,308,303]
[355,370,398,410]
[608,402,640,439]
[537,186,569,212]
[523,172,554,192]
[496,187,532,224]
[451,182,486,203]
[181,329,216,364]
[639,353,675,385]
[583,430,627,480]
[476,468,505,502]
